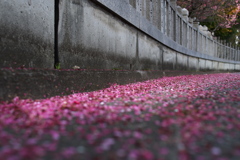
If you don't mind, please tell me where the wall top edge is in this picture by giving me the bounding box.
[91,0,240,64]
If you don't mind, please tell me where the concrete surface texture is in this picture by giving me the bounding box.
[0,0,54,68]
[1,73,240,159]
[1,68,220,101]
[1,0,240,101]
[1,0,240,71]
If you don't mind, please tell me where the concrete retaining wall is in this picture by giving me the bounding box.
[0,0,240,71]
[0,0,54,68]
[58,0,136,69]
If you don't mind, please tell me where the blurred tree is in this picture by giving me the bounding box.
[202,11,240,45]
[177,0,240,44]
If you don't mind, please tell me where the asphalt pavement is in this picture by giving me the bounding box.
[0,73,240,160]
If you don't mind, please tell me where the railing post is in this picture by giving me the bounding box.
[129,0,136,8]
[167,1,171,37]
[219,39,222,58]
[238,47,240,61]
[238,47,239,61]
[174,10,178,42]
[216,38,218,58]
[213,39,216,57]
[229,43,232,60]
[170,0,176,8]
[227,42,230,60]
[230,43,232,60]
[136,0,146,17]
[235,46,238,61]
[170,0,177,41]
[237,47,238,61]
[221,39,224,59]
[223,40,226,60]
[233,45,236,61]
[150,0,153,22]
[182,8,189,22]
[193,21,199,52]
[136,0,142,14]
[236,46,238,61]
[145,0,152,22]
[219,38,222,58]
[142,0,146,18]
[234,45,236,61]
[188,22,191,50]
[177,6,183,45]
[199,32,203,53]
[160,0,165,33]
[237,47,239,61]
[152,0,160,29]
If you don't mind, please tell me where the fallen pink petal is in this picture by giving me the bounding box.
[0,73,240,160]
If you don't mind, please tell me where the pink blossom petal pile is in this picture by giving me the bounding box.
[0,73,240,160]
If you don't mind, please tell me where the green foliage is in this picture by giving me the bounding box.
[201,14,240,46]
[55,63,61,69]
[215,28,235,42]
